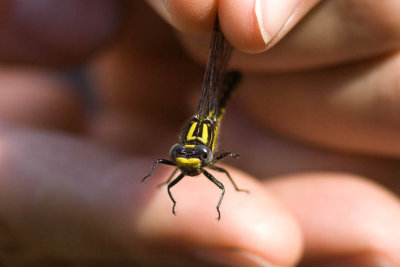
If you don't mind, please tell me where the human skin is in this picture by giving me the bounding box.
[0,0,400,266]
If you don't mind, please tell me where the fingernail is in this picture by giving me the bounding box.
[194,248,277,267]
[317,255,396,267]
[255,0,299,45]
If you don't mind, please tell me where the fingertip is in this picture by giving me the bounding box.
[146,0,280,52]
[266,173,400,265]
[219,0,322,53]
[147,0,217,34]
[168,0,217,33]
[219,0,267,53]
[136,166,303,266]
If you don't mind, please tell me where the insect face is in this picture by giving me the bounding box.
[169,144,213,176]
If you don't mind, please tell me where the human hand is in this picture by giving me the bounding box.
[0,1,299,266]
[1,0,400,266]
[152,0,400,266]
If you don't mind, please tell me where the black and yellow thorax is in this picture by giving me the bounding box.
[166,115,218,176]
[180,115,219,152]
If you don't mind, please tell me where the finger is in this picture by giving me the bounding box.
[146,0,217,33]
[237,51,400,158]
[0,0,123,65]
[146,0,320,52]
[217,103,400,192]
[219,0,321,53]
[0,124,303,266]
[180,0,400,70]
[230,0,400,71]
[139,165,302,266]
[0,67,84,132]
[266,173,400,266]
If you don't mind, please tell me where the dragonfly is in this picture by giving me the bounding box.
[142,17,248,220]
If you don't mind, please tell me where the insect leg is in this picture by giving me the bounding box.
[208,165,249,193]
[142,159,175,182]
[157,168,179,188]
[202,169,225,221]
[167,173,185,215]
[213,152,239,163]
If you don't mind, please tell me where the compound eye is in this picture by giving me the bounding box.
[195,145,212,163]
[169,144,183,161]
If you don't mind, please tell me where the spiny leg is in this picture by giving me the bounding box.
[157,168,179,188]
[202,169,225,221]
[208,165,249,193]
[167,173,185,215]
[213,152,239,163]
[142,159,175,182]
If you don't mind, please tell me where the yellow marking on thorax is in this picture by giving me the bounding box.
[211,126,218,151]
[186,121,210,145]
[184,144,195,149]
[176,157,201,169]
[186,122,198,141]
[198,123,208,144]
